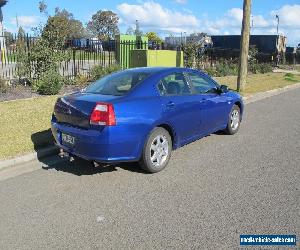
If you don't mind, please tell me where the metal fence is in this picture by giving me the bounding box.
[1,34,298,80]
[0,34,184,80]
[61,40,116,79]
[0,34,183,80]
[0,34,118,80]
[0,34,33,79]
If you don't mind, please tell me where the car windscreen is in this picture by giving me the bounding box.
[85,71,150,96]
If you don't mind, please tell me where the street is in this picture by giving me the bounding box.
[0,88,299,249]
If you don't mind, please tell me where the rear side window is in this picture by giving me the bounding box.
[157,73,191,96]
[85,71,150,96]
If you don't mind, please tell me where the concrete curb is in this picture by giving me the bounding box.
[1,82,300,171]
[243,82,300,104]
[272,69,300,75]
[0,146,59,171]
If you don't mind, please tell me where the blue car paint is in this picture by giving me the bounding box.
[51,67,243,162]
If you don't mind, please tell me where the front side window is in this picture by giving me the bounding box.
[157,72,191,96]
[85,71,150,96]
[187,72,218,94]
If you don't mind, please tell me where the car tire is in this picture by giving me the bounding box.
[139,127,172,173]
[224,104,241,135]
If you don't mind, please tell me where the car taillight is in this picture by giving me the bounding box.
[90,102,116,126]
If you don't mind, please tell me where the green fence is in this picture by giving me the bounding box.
[115,35,148,69]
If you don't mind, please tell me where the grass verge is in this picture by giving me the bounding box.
[0,72,299,160]
[0,96,57,160]
[214,72,300,96]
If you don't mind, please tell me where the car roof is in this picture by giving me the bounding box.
[124,67,189,75]
[120,67,218,97]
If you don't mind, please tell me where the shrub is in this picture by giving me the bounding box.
[62,77,75,86]
[205,62,272,76]
[16,21,70,89]
[257,63,272,74]
[74,74,90,87]
[216,62,238,77]
[90,64,121,81]
[34,69,64,95]
[202,60,238,77]
[250,63,272,74]
[248,47,258,69]
[105,64,122,75]
[90,65,106,81]
[249,63,260,74]
[204,67,216,77]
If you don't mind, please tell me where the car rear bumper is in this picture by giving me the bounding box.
[51,121,144,163]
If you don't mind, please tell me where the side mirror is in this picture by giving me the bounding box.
[219,85,229,94]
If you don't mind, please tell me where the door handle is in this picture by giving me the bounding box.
[166,101,175,109]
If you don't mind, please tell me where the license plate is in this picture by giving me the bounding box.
[61,133,75,146]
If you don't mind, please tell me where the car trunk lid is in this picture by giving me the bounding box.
[54,92,119,129]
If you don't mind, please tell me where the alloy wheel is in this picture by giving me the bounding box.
[230,109,240,130]
[150,135,169,168]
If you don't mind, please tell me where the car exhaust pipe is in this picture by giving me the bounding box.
[59,148,69,158]
[58,148,75,162]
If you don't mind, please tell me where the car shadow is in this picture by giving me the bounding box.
[213,130,227,135]
[41,156,147,176]
[31,129,54,148]
[31,128,58,158]
[31,129,147,176]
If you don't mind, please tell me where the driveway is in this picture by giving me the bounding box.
[0,87,299,249]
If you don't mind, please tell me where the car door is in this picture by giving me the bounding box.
[157,72,202,145]
[186,71,230,135]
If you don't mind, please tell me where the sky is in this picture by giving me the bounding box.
[3,0,300,46]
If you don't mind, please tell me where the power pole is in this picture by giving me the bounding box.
[276,15,280,35]
[16,13,19,29]
[135,19,140,36]
[237,0,252,92]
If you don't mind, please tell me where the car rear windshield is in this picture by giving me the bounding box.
[85,70,150,96]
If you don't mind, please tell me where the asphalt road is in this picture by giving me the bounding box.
[0,88,299,249]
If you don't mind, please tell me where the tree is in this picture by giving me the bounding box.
[16,26,30,79]
[126,26,134,35]
[183,38,202,68]
[87,10,119,40]
[237,0,252,92]
[16,1,70,94]
[17,26,25,37]
[4,30,13,46]
[146,32,162,43]
[42,8,87,41]
[38,1,48,15]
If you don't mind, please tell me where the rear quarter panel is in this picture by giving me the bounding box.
[110,95,163,160]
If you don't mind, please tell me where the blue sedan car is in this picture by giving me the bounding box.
[51,67,243,173]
